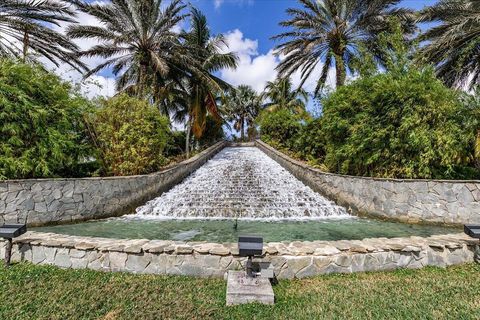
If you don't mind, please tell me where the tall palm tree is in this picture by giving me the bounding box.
[262,77,308,114]
[417,0,480,90]
[224,85,261,141]
[272,0,415,95]
[178,7,238,156]
[0,0,84,70]
[66,0,191,101]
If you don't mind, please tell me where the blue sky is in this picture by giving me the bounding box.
[190,0,438,58]
[57,0,441,103]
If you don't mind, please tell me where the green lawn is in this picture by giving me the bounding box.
[1,262,479,320]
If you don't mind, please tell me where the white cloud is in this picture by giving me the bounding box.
[213,0,254,10]
[214,0,224,9]
[219,29,278,93]
[219,29,336,94]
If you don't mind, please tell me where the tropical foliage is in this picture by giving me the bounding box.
[0,60,92,180]
[417,0,480,90]
[87,94,170,176]
[224,85,261,141]
[0,0,84,70]
[197,116,225,148]
[272,0,416,94]
[258,109,303,150]
[259,24,480,179]
[321,67,477,179]
[67,0,188,99]
[1,0,479,181]
[262,77,308,115]
[459,89,480,170]
[178,8,237,155]
[294,118,326,167]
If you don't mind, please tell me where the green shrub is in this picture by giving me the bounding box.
[321,67,478,179]
[459,90,480,171]
[164,130,186,159]
[294,118,326,167]
[90,94,170,176]
[258,109,302,149]
[197,116,224,148]
[0,59,94,179]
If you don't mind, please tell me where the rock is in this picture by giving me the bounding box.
[143,241,172,254]
[313,245,341,256]
[401,245,422,252]
[74,242,96,250]
[109,252,128,271]
[209,245,230,256]
[125,254,151,273]
[54,249,72,268]
[175,245,193,254]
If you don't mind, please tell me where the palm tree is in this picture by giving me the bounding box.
[272,0,415,95]
[178,7,238,156]
[262,77,308,114]
[66,0,190,101]
[224,85,261,141]
[0,0,84,70]
[417,0,480,90]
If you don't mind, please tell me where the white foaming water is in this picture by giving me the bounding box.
[134,147,350,220]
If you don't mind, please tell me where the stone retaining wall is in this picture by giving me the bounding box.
[0,141,227,226]
[1,231,476,279]
[256,140,480,225]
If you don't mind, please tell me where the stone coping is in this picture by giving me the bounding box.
[2,232,477,278]
[5,231,477,256]
[255,140,480,184]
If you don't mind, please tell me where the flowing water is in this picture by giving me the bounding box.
[135,147,349,220]
[34,147,460,241]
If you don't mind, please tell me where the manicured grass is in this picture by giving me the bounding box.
[1,263,480,319]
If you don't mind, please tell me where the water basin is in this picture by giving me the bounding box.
[34,217,459,242]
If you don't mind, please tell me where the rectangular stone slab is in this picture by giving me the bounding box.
[226,271,274,306]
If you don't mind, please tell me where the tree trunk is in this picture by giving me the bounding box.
[475,129,480,169]
[185,117,191,159]
[334,53,346,87]
[240,117,245,142]
[22,29,29,62]
[138,61,148,97]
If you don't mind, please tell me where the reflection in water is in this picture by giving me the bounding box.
[35,218,459,242]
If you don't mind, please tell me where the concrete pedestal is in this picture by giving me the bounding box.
[226,271,274,306]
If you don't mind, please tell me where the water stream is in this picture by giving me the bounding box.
[134,147,349,220]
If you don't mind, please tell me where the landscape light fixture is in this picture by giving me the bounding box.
[238,235,263,277]
[464,225,480,239]
[0,224,27,267]
[238,235,274,279]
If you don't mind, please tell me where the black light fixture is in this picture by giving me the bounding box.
[0,224,27,267]
[238,235,263,277]
[464,225,480,239]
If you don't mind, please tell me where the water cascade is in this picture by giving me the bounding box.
[135,147,350,220]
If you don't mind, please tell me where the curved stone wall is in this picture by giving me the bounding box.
[256,140,480,225]
[0,231,476,279]
[0,141,227,226]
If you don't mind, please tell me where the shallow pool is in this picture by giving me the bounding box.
[34,217,459,242]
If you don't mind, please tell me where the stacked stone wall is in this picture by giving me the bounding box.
[0,141,227,226]
[256,140,480,225]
